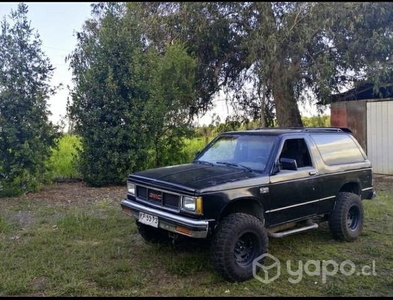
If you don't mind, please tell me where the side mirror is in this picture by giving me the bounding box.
[279,157,298,171]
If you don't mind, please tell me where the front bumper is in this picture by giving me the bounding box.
[121,199,212,238]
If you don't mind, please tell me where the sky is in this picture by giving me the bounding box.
[0,1,231,127]
[0,2,322,129]
[0,2,95,127]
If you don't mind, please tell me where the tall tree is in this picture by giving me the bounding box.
[128,2,250,116]
[67,2,152,186]
[128,2,393,127]
[0,3,59,197]
[67,3,198,185]
[245,2,393,126]
[146,43,197,167]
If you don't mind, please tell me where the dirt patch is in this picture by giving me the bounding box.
[373,174,393,193]
[0,181,126,211]
[0,181,127,231]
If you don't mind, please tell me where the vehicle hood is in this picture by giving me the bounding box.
[129,163,261,192]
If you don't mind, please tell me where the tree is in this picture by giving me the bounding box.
[146,43,197,167]
[0,3,59,197]
[127,2,393,127]
[245,2,393,126]
[0,3,58,196]
[67,3,198,185]
[67,3,152,186]
[128,2,250,117]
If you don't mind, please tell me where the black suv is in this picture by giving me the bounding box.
[121,127,375,282]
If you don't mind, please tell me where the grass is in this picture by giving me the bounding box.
[0,187,392,296]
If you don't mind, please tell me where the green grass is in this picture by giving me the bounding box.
[0,188,392,296]
[46,135,212,182]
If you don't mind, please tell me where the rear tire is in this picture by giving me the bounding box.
[211,213,268,282]
[329,192,364,241]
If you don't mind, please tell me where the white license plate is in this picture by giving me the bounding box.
[138,212,158,228]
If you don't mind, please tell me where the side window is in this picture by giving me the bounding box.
[310,133,365,165]
[279,138,312,168]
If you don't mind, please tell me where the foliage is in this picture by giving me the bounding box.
[48,134,82,181]
[302,115,330,127]
[182,137,208,162]
[43,115,330,182]
[0,3,60,197]
[145,44,197,167]
[127,2,393,127]
[67,2,152,186]
[121,2,265,124]
[128,2,250,117]
[67,3,199,186]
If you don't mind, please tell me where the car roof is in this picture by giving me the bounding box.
[222,127,352,136]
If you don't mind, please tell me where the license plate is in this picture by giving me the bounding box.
[138,212,158,228]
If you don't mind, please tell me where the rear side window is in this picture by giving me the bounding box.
[310,134,365,166]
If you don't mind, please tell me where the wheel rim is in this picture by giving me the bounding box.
[347,205,360,230]
[234,232,259,267]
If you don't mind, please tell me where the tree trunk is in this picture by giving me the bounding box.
[259,104,266,128]
[259,85,267,128]
[271,65,303,127]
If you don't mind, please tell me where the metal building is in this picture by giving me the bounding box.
[327,83,393,175]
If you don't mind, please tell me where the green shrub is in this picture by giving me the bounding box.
[183,137,212,162]
[48,134,82,181]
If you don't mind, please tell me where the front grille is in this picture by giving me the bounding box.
[137,186,147,200]
[136,185,180,210]
[163,193,179,209]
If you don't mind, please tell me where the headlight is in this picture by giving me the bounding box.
[182,196,203,214]
[127,182,135,195]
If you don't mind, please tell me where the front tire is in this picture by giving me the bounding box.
[211,213,268,282]
[329,192,364,241]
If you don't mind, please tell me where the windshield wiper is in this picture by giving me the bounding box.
[216,161,252,172]
[194,160,214,166]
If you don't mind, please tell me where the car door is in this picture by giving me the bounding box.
[266,136,320,226]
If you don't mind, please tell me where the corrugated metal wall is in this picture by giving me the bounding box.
[331,100,367,152]
[367,100,393,175]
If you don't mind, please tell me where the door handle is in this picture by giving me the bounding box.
[309,170,318,176]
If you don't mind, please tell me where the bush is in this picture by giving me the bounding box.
[48,134,82,181]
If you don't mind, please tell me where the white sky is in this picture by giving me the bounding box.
[0,2,324,129]
[0,2,94,127]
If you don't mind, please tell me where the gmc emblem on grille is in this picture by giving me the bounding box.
[149,192,162,201]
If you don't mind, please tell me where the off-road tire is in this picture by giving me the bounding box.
[136,220,171,244]
[211,213,268,282]
[329,192,364,241]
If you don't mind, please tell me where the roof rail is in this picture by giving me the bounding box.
[252,127,353,133]
[302,127,353,134]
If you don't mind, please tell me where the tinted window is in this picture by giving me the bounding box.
[311,134,365,165]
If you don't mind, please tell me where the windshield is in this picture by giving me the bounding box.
[195,134,277,172]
